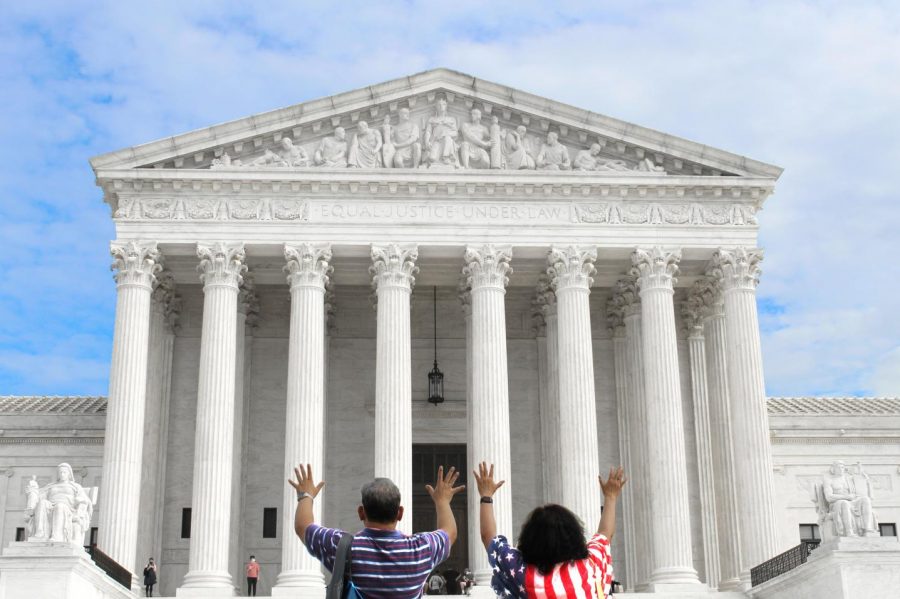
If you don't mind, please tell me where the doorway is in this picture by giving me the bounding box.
[412,443,468,581]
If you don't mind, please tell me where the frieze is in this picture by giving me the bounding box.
[113,196,758,226]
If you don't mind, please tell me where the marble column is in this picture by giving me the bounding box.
[99,241,160,577]
[463,244,513,587]
[681,287,721,589]
[0,468,14,545]
[231,274,257,586]
[605,296,637,591]
[611,279,650,589]
[548,246,601,530]
[137,270,179,572]
[533,275,561,504]
[459,281,491,587]
[631,247,699,588]
[710,248,778,582]
[370,243,418,534]
[274,244,332,596]
[698,278,744,591]
[179,242,246,595]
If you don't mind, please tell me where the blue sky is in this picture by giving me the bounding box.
[0,1,898,397]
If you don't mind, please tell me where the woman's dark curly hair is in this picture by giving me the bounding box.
[517,504,588,574]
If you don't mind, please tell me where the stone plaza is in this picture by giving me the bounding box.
[0,69,898,598]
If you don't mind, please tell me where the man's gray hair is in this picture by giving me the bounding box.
[360,478,402,524]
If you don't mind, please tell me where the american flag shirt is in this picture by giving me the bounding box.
[305,524,450,599]
[488,534,613,599]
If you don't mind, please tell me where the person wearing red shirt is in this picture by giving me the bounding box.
[245,555,260,596]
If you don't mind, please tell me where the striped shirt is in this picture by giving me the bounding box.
[488,534,613,599]
[305,524,450,599]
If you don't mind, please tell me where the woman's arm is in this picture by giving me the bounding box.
[597,467,627,540]
[473,462,506,549]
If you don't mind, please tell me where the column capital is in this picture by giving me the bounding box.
[605,297,625,337]
[548,246,597,292]
[371,243,418,291]
[630,247,681,293]
[111,240,161,289]
[710,247,764,291]
[284,243,333,290]
[151,270,182,331]
[681,285,706,338]
[238,272,261,328]
[197,242,247,290]
[531,275,554,335]
[610,278,641,319]
[457,277,472,315]
[463,244,512,291]
[691,276,725,321]
[325,278,337,332]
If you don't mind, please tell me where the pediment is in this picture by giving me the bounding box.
[90,68,781,179]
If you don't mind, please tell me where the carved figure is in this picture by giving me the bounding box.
[314,127,348,167]
[210,153,243,169]
[277,138,310,167]
[423,98,460,169]
[459,108,491,169]
[573,144,629,172]
[347,121,383,168]
[489,116,503,169]
[814,460,878,539]
[536,132,571,171]
[387,107,422,168]
[637,157,666,173]
[502,125,536,170]
[24,463,95,545]
[381,115,396,168]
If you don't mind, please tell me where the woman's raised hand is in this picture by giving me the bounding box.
[599,466,627,499]
[473,462,506,498]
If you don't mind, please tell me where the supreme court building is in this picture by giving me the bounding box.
[2,69,899,598]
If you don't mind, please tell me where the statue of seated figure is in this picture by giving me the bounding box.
[24,463,96,545]
[813,460,879,539]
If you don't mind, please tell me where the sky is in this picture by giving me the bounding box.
[0,0,898,397]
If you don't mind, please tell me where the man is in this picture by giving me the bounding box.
[289,463,464,599]
[536,131,572,171]
[459,108,491,169]
[314,127,349,167]
[245,555,260,596]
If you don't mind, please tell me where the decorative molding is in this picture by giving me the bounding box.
[284,243,333,291]
[630,247,681,292]
[196,242,247,289]
[547,246,597,292]
[709,247,764,291]
[574,201,756,226]
[370,243,418,291]
[110,240,161,289]
[463,244,512,291]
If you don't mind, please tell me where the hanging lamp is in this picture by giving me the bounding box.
[427,286,444,406]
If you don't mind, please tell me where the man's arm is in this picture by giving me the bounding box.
[473,462,506,549]
[425,466,466,545]
[597,467,627,540]
[288,463,326,543]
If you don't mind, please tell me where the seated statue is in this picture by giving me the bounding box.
[459,108,491,169]
[277,137,310,167]
[573,143,629,172]
[347,121,383,168]
[502,125,536,170]
[314,127,349,167]
[423,98,460,169]
[24,463,95,545]
[536,132,572,171]
[814,460,878,539]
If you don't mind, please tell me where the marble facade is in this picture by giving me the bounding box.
[2,69,898,598]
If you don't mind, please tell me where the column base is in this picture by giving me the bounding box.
[272,573,326,599]
[0,542,134,599]
[177,570,237,597]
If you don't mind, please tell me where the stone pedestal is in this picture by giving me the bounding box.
[747,537,900,599]
[0,543,134,599]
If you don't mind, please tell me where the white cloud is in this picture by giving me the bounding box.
[0,0,897,395]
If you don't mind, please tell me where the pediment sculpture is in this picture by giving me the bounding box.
[209,96,667,174]
[812,460,879,540]
[23,463,97,545]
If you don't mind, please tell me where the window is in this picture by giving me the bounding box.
[879,523,897,537]
[181,508,192,539]
[15,528,25,542]
[798,523,820,542]
[263,508,277,539]
[90,527,98,546]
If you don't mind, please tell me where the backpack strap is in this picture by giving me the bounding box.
[326,532,354,599]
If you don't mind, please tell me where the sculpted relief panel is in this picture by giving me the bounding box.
[209,96,667,174]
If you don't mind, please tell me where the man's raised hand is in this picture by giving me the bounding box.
[425,466,466,505]
[599,466,627,499]
[473,462,506,498]
[288,463,326,498]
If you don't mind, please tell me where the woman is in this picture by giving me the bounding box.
[474,462,626,598]
[142,557,157,597]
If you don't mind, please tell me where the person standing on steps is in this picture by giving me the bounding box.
[142,557,157,597]
[245,555,260,596]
